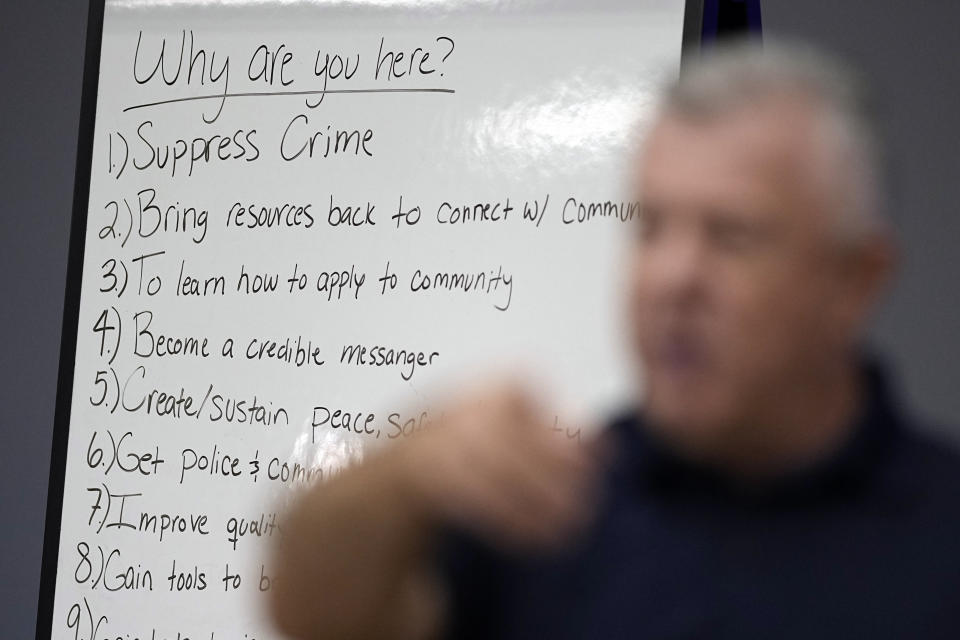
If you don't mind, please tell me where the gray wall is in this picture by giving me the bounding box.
[3,1,958,637]
[2,2,88,639]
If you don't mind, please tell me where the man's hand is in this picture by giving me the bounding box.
[395,381,599,550]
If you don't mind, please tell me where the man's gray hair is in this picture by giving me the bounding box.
[663,41,885,240]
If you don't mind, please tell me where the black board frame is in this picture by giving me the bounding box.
[36,0,106,638]
[35,1,720,637]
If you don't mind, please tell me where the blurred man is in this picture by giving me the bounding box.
[269,43,960,640]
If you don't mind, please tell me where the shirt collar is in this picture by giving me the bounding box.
[609,355,903,506]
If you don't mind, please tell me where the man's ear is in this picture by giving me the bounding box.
[836,230,898,336]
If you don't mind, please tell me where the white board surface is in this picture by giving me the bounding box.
[49,1,684,638]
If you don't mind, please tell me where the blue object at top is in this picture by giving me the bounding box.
[702,0,763,44]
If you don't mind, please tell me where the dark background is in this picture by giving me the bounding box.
[3,1,959,637]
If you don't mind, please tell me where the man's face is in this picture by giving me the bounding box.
[630,96,863,453]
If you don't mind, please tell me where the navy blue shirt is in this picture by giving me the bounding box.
[441,363,960,639]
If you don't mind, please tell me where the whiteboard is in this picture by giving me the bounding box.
[38,1,691,638]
